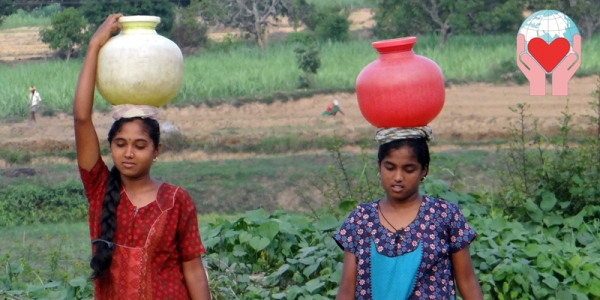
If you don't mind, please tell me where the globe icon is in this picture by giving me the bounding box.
[518,10,580,57]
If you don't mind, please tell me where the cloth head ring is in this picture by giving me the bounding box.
[111,104,159,120]
[375,126,434,145]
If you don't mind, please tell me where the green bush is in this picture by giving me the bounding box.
[303,5,350,42]
[0,180,88,227]
[496,99,600,219]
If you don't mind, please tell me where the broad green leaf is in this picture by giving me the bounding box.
[248,236,270,251]
[523,244,540,258]
[303,263,319,277]
[569,255,583,268]
[558,201,571,209]
[305,278,324,293]
[568,214,584,229]
[292,272,304,284]
[272,292,286,299]
[540,191,557,212]
[525,199,543,223]
[590,280,600,296]
[576,271,590,286]
[26,284,45,293]
[315,214,341,231]
[258,221,279,240]
[44,282,61,288]
[69,277,87,288]
[543,275,559,289]
[239,232,253,243]
[576,232,594,246]
[557,288,574,300]
[232,245,246,257]
[543,214,564,227]
[277,220,300,235]
[245,209,266,223]
[532,254,552,268]
[272,264,290,277]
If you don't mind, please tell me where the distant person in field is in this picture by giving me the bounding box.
[73,14,210,300]
[28,86,42,122]
[322,99,345,116]
[334,127,483,299]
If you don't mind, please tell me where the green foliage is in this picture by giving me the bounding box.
[5,34,600,118]
[285,31,318,46]
[0,180,88,227]
[372,0,524,46]
[39,7,87,60]
[496,99,600,219]
[171,4,208,55]
[0,150,33,165]
[79,0,175,39]
[201,209,343,299]
[302,5,350,42]
[294,42,321,88]
[0,0,15,26]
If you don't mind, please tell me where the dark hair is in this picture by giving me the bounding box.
[377,138,430,170]
[90,117,160,280]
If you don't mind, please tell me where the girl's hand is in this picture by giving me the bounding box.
[89,14,124,49]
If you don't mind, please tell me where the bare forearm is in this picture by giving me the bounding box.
[458,278,483,300]
[73,43,101,121]
[184,270,210,300]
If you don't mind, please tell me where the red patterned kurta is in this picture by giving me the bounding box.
[79,157,206,300]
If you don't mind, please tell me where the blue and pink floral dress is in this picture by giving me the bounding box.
[333,196,477,299]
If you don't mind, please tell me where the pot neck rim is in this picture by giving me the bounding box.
[119,16,161,32]
[372,37,416,55]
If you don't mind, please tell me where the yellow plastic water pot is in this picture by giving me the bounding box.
[96,16,184,107]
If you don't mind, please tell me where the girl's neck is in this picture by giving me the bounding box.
[385,193,422,211]
[120,174,158,193]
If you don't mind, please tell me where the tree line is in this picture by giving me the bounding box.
[1,0,599,59]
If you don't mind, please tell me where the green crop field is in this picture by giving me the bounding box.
[3,34,600,119]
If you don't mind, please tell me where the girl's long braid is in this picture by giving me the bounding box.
[90,165,122,280]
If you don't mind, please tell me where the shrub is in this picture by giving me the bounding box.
[302,5,350,42]
[171,5,208,55]
[0,180,88,227]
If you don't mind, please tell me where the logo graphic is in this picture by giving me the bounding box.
[516,10,581,96]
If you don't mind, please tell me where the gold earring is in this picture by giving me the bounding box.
[421,177,426,182]
[153,157,157,162]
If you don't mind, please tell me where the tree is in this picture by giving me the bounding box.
[79,0,175,38]
[39,7,87,60]
[200,0,282,49]
[558,0,600,40]
[294,42,320,88]
[372,0,525,47]
[0,0,16,26]
[171,3,208,55]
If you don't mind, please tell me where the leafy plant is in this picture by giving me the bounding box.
[294,42,321,88]
[39,7,88,60]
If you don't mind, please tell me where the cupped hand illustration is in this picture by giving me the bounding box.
[516,34,546,96]
[552,34,581,96]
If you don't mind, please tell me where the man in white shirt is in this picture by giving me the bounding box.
[28,86,42,122]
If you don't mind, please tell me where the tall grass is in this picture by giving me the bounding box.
[2,34,600,118]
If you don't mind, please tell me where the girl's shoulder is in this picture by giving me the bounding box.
[156,183,196,206]
[422,196,468,219]
[344,200,380,223]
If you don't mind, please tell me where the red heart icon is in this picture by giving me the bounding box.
[527,37,570,73]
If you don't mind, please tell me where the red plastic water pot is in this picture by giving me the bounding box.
[355,37,445,128]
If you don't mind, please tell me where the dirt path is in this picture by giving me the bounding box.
[1,76,597,164]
